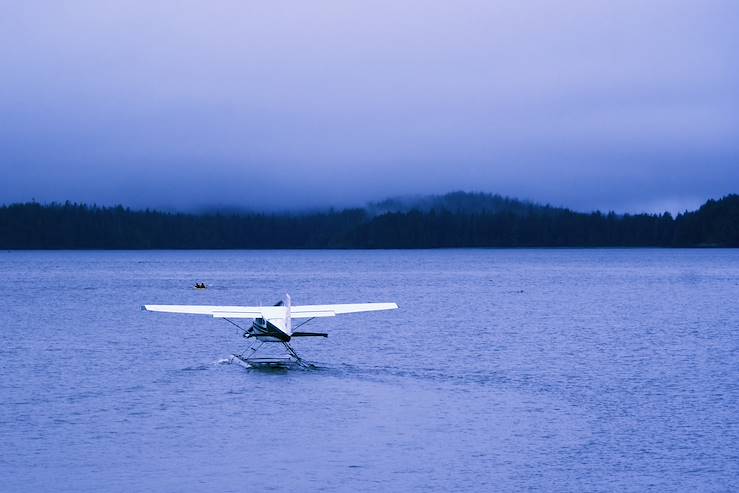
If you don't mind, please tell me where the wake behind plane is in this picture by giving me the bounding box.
[142,294,398,369]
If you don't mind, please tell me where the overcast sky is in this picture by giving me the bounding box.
[1,1,737,213]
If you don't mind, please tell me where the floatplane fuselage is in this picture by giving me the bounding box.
[248,317,328,342]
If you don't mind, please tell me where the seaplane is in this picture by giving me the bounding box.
[142,294,398,369]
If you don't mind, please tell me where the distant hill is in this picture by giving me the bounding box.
[669,194,739,247]
[368,192,545,216]
[0,192,737,248]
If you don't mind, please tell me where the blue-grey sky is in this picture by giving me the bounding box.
[1,1,737,213]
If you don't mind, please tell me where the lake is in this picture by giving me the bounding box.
[1,249,737,491]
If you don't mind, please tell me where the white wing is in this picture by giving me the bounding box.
[291,302,398,318]
[141,305,286,319]
[142,302,397,319]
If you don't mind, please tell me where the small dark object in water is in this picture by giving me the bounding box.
[195,282,207,289]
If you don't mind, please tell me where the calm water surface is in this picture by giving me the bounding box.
[1,250,738,492]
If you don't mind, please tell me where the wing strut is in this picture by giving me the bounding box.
[222,317,248,337]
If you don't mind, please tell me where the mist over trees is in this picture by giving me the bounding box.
[1,192,737,249]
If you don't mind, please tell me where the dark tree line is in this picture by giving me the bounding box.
[0,193,737,249]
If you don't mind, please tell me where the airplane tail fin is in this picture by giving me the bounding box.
[284,293,292,335]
